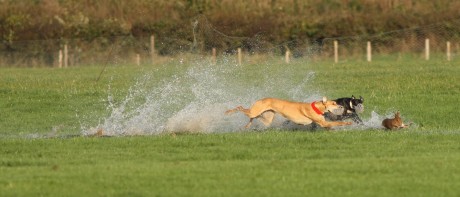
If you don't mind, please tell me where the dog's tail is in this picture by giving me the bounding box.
[225,106,243,115]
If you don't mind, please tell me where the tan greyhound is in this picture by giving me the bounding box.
[225,97,352,129]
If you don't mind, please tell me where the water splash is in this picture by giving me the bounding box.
[82,58,323,136]
[81,59,415,136]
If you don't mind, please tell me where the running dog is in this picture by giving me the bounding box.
[382,111,410,130]
[225,97,352,129]
[324,95,364,124]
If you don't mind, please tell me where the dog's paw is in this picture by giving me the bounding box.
[346,122,353,125]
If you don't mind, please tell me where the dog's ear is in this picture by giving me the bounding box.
[322,97,327,103]
[351,95,355,99]
[360,96,364,102]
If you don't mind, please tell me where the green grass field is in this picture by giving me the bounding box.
[1,56,460,196]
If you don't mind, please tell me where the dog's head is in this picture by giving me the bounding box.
[322,97,344,115]
[350,95,364,113]
[350,95,364,105]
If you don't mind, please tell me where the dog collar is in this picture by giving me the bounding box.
[311,102,323,115]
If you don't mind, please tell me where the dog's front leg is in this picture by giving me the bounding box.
[315,119,352,129]
[324,112,340,121]
[350,113,363,124]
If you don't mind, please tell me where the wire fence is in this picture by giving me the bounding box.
[322,19,460,62]
[2,18,460,67]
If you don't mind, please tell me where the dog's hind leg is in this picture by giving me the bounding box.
[245,111,274,128]
[244,118,254,128]
[259,111,275,126]
[226,103,274,128]
[225,106,257,128]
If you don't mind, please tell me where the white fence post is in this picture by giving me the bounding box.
[136,54,140,65]
[425,39,430,60]
[212,48,216,65]
[447,41,451,61]
[334,40,338,63]
[285,50,290,64]
[367,41,372,62]
[64,44,68,68]
[58,50,63,68]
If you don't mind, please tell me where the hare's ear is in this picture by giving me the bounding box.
[322,97,327,104]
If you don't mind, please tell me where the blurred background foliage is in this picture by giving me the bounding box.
[2,0,460,43]
[1,0,460,67]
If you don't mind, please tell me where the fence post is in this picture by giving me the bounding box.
[64,44,68,68]
[136,54,141,65]
[150,35,155,64]
[58,50,63,68]
[447,41,451,61]
[367,41,372,62]
[212,48,216,65]
[334,40,338,63]
[237,48,242,65]
[285,50,290,64]
[425,39,430,60]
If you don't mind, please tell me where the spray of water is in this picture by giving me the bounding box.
[81,58,412,136]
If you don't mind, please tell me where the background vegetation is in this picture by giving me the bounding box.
[2,0,460,54]
[2,0,460,40]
